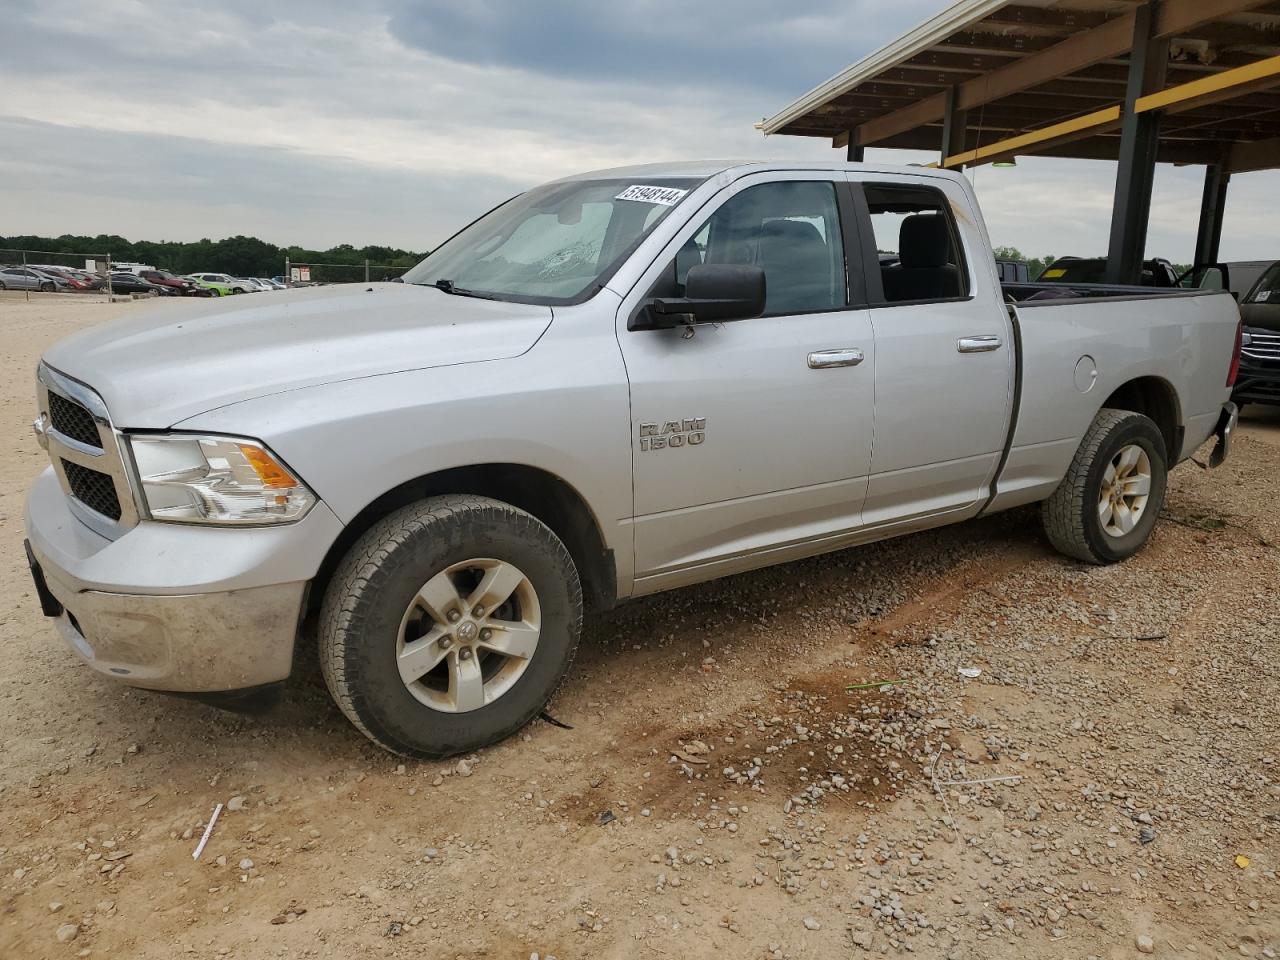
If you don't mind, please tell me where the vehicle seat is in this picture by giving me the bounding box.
[881,214,961,301]
[756,219,833,312]
[674,235,704,289]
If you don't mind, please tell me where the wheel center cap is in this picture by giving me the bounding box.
[456,621,479,642]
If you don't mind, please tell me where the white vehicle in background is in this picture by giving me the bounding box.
[238,278,274,292]
[256,278,286,290]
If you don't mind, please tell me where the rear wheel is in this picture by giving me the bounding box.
[40,281,54,292]
[1041,408,1168,564]
[320,495,583,758]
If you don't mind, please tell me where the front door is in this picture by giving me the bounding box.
[617,173,876,592]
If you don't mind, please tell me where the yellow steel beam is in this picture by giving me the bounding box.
[1135,55,1280,115]
[941,106,1121,168]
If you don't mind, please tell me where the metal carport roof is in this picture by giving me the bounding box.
[762,0,1280,173]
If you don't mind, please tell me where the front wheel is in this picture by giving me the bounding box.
[40,282,55,292]
[320,495,583,758]
[1041,408,1168,564]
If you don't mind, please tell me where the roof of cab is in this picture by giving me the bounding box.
[551,159,966,185]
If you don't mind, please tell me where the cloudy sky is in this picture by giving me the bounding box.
[1,0,1274,262]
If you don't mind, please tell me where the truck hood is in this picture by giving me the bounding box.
[43,283,553,426]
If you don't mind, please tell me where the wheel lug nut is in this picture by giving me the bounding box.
[438,636,453,649]
[472,605,485,618]
[480,628,492,641]
[458,648,473,661]
[447,610,461,623]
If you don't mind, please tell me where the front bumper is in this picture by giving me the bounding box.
[1233,358,1280,407]
[25,466,344,693]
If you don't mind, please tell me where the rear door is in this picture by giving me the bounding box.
[617,172,876,591]
[848,175,1014,527]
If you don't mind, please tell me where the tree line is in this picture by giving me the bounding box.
[992,246,1058,280]
[0,234,429,281]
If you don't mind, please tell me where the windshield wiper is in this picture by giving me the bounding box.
[422,278,489,299]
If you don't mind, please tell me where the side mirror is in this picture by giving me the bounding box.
[634,263,766,330]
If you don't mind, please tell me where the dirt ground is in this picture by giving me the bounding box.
[0,296,1276,960]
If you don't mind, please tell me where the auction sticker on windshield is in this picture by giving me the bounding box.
[616,185,688,205]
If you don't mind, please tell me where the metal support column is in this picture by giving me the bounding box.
[846,132,864,163]
[1193,161,1231,267]
[941,86,967,166]
[1105,2,1169,285]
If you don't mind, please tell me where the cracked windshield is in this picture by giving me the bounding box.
[402,177,701,302]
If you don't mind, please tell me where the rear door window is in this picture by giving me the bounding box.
[861,184,968,304]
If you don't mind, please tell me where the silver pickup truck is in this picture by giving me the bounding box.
[25,161,1241,758]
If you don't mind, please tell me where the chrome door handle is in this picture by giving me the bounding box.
[807,348,865,369]
[957,335,1002,353]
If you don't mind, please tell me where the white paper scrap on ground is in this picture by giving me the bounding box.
[192,803,223,860]
[958,667,982,679]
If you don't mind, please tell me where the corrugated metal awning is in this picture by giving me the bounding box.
[761,0,1280,171]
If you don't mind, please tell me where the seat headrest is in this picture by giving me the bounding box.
[899,214,952,269]
[760,219,826,249]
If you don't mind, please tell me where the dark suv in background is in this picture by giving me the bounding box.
[1233,260,1280,409]
[1037,256,1180,287]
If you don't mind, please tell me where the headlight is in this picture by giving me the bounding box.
[128,434,316,525]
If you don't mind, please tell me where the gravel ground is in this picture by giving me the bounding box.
[0,297,1276,959]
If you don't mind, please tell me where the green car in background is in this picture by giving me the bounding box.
[185,273,252,296]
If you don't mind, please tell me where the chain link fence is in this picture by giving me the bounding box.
[0,247,119,303]
[283,259,408,286]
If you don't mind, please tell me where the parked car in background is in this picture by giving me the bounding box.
[1038,256,1180,287]
[1178,260,1273,300]
[108,272,176,296]
[191,272,252,294]
[29,266,95,291]
[0,267,70,292]
[65,269,106,291]
[1232,260,1280,409]
[24,160,1240,759]
[137,269,209,297]
[256,278,286,290]
[238,278,274,292]
[184,275,233,296]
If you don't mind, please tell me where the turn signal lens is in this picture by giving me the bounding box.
[239,444,296,489]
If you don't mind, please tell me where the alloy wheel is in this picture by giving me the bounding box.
[396,558,541,713]
[1098,443,1152,537]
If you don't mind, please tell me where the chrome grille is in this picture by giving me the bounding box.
[37,363,139,539]
[48,392,102,449]
[1242,328,1280,362]
[61,459,122,520]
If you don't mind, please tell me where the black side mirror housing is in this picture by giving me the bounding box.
[634,263,766,330]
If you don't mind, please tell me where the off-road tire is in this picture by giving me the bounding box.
[319,495,583,758]
[1041,408,1168,564]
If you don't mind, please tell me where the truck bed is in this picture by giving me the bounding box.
[987,284,1239,515]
